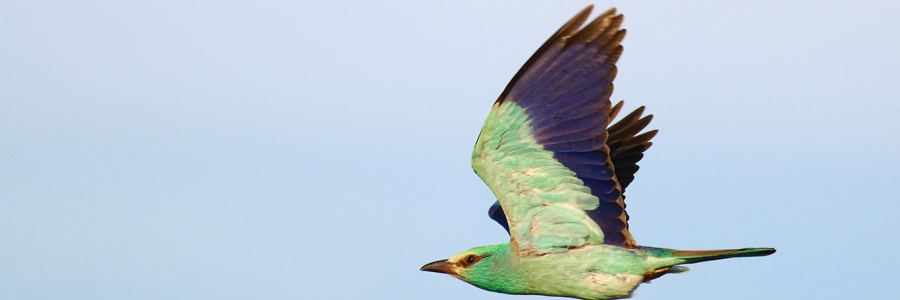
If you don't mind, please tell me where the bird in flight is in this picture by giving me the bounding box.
[420,5,775,300]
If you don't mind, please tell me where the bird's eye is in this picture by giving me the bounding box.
[465,255,476,264]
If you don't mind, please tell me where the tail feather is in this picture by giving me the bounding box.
[668,247,776,264]
[640,247,774,282]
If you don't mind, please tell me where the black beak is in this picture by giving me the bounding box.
[420,259,455,274]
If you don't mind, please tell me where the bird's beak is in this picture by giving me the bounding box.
[420,259,455,274]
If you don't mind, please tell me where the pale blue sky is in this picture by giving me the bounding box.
[2,1,899,299]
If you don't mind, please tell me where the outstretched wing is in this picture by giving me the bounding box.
[473,6,649,253]
[604,102,657,229]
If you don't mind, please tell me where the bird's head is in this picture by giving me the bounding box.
[420,244,516,292]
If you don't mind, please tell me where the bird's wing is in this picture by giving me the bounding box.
[606,102,656,192]
[604,102,657,228]
[473,6,650,253]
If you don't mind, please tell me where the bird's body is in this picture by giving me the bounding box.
[433,241,773,299]
[421,5,775,299]
[459,243,652,299]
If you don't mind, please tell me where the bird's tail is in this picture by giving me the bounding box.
[638,247,774,282]
[664,247,776,264]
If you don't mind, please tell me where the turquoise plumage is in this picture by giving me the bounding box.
[420,5,775,300]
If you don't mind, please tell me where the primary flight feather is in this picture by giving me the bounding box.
[420,5,775,300]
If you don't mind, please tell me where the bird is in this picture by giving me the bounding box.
[419,5,775,300]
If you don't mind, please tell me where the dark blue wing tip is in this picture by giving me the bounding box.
[488,201,511,234]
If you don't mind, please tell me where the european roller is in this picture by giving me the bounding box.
[420,5,775,300]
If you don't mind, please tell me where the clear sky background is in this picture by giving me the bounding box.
[2,1,899,299]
